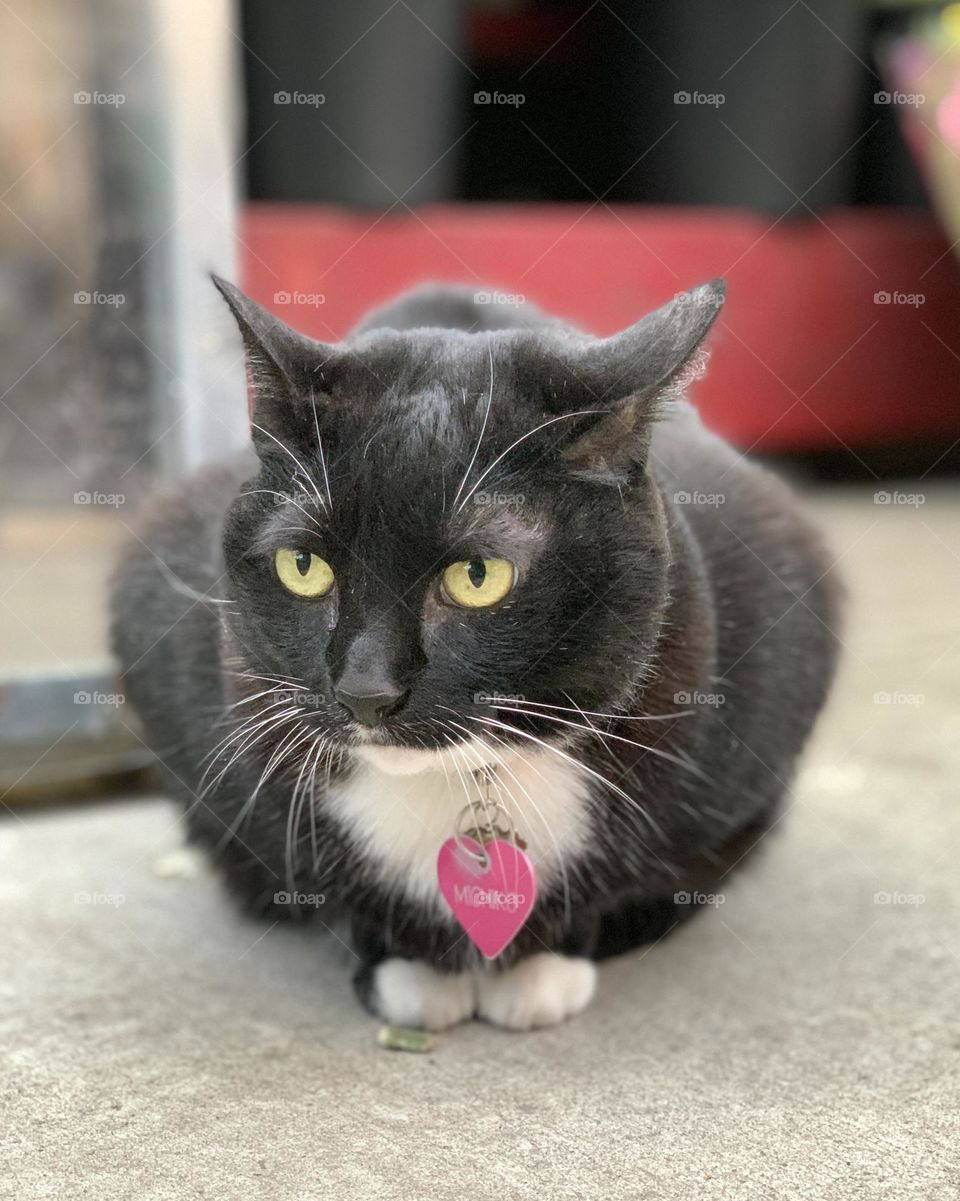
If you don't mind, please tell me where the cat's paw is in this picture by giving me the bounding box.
[369,958,477,1031]
[476,953,597,1030]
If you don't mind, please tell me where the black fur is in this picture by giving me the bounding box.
[111,280,840,990]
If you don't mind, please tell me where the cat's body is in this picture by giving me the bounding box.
[112,281,839,1030]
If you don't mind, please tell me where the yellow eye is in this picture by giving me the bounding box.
[275,548,335,598]
[441,558,515,608]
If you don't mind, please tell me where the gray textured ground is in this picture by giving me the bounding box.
[3,485,958,1199]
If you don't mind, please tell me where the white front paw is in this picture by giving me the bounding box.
[476,954,597,1030]
[372,959,476,1031]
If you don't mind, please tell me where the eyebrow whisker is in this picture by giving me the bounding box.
[451,339,496,512]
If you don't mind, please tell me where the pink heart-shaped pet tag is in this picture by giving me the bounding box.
[437,836,537,959]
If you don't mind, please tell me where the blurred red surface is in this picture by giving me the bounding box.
[240,204,960,451]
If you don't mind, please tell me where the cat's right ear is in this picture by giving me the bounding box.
[212,275,336,457]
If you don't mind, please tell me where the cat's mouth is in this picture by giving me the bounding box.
[344,697,576,775]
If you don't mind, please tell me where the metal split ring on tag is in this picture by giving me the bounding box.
[452,772,527,869]
[454,801,518,866]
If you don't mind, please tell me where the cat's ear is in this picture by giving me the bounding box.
[212,275,336,456]
[557,279,724,473]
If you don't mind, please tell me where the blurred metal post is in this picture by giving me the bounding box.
[152,0,249,473]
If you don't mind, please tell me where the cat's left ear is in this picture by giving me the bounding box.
[555,279,724,473]
[212,275,338,457]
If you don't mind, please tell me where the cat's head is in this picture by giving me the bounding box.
[216,279,723,775]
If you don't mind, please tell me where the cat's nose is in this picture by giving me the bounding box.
[334,685,408,727]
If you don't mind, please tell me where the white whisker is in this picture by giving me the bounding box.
[150,554,235,606]
[311,388,334,510]
[490,702,713,785]
[250,422,327,511]
[240,489,323,530]
[224,668,304,687]
[200,707,304,797]
[451,340,495,512]
[489,696,693,723]
[456,409,606,512]
[454,709,667,846]
[284,727,325,887]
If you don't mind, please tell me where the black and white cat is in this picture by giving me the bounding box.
[111,279,839,1030]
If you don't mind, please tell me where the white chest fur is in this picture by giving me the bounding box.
[327,743,591,909]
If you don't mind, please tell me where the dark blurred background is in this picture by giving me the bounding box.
[240,0,925,210]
